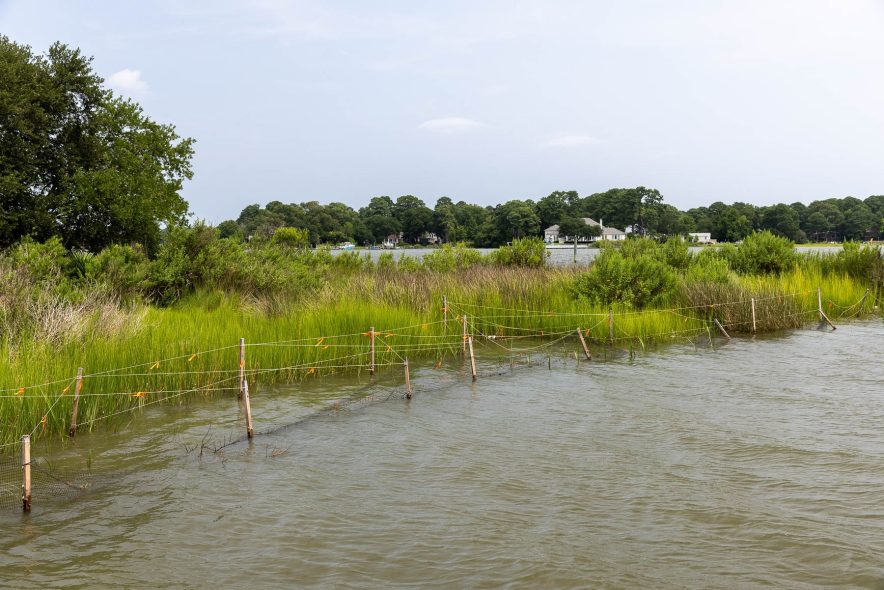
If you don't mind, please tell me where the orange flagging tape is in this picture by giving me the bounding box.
[15,388,24,396]
[62,385,70,394]
[131,391,147,398]
[316,337,325,346]
[188,353,198,362]
[150,361,160,370]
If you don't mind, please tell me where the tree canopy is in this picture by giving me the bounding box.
[0,36,194,253]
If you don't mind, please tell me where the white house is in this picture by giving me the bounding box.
[688,232,716,244]
[600,227,627,241]
[544,217,625,243]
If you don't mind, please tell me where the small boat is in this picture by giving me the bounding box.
[338,242,355,251]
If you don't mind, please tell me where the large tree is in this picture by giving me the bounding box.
[0,37,194,253]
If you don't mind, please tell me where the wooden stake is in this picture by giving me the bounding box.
[369,327,375,374]
[608,307,614,343]
[750,298,757,333]
[442,295,448,329]
[238,338,245,399]
[713,318,731,339]
[69,367,83,437]
[242,379,254,439]
[577,328,592,360]
[404,357,412,399]
[462,315,468,354]
[468,336,477,382]
[22,435,31,512]
[818,287,837,330]
[573,236,577,264]
[858,288,870,313]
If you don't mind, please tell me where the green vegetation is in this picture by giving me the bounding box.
[1,231,881,449]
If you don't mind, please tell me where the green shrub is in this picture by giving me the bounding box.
[490,237,547,267]
[421,243,484,272]
[272,227,310,249]
[684,250,731,284]
[397,256,422,272]
[731,231,797,275]
[87,244,149,300]
[377,252,396,271]
[572,250,677,308]
[656,236,692,270]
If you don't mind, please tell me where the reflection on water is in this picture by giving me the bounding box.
[2,321,883,588]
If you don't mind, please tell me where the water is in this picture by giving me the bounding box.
[337,245,854,266]
[2,321,883,588]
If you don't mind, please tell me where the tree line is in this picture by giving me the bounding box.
[2,38,882,255]
[221,189,884,247]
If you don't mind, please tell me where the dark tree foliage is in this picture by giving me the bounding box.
[0,37,194,253]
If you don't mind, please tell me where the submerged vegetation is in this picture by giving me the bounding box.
[1,229,881,448]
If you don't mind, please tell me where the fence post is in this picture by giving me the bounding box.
[751,298,757,333]
[242,379,254,439]
[442,295,448,331]
[577,328,592,360]
[468,336,477,382]
[404,357,412,399]
[69,367,83,437]
[21,435,31,512]
[608,307,614,343]
[369,327,375,375]
[817,287,837,330]
[713,318,731,339]
[462,315,468,354]
[239,338,245,399]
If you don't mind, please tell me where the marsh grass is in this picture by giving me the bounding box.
[1,250,880,449]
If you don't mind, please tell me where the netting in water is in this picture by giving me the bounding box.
[0,455,94,510]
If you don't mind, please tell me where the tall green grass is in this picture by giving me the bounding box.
[1,246,879,450]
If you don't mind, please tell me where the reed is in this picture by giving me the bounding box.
[1,249,879,449]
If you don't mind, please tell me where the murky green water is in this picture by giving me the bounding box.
[2,321,883,588]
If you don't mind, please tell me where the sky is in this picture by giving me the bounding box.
[2,0,884,222]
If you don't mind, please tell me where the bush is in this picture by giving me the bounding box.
[87,244,149,300]
[421,243,484,272]
[490,237,547,267]
[572,249,677,308]
[272,227,310,249]
[376,252,396,272]
[730,231,797,275]
[656,236,692,270]
[684,250,731,284]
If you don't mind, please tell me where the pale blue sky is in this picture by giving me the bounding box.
[3,0,883,221]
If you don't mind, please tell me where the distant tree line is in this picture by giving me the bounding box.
[220,189,884,247]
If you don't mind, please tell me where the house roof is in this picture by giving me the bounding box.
[544,225,560,232]
[601,227,625,235]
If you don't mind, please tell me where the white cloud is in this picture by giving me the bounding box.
[542,134,602,148]
[418,117,485,135]
[107,69,148,96]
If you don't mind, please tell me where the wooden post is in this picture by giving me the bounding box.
[21,435,31,512]
[468,336,477,382]
[404,357,412,399]
[713,318,731,339]
[608,307,614,343]
[442,295,448,329]
[69,367,83,437]
[577,328,592,360]
[238,338,245,399]
[369,327,375,374]
[462,315,468,354]
[242,379,254,439]
[573,236,577,264]
[858,288,870,313]
[751,298,757,333]
[818,287,837,330]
